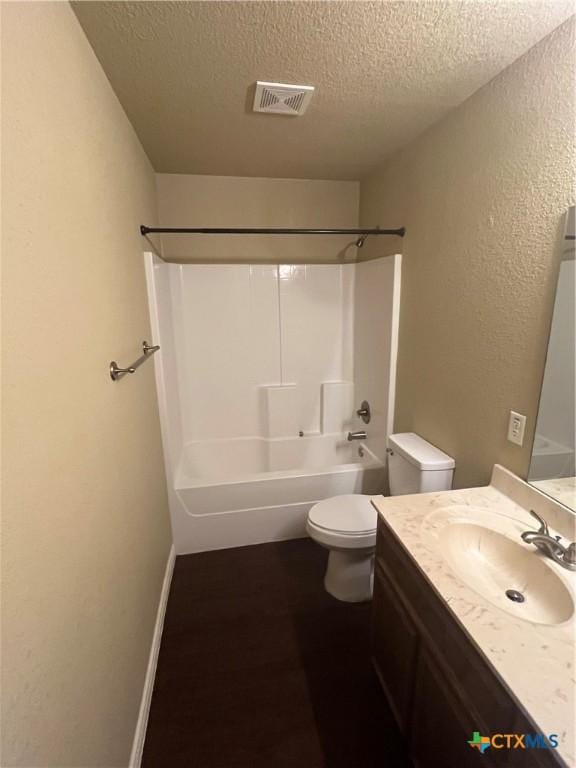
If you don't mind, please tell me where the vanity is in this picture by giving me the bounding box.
[371,466,575,768]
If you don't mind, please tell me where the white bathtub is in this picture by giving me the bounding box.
[529,433,575,480]
[170,434,386,553]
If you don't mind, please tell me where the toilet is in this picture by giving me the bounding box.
[306,432,455,602]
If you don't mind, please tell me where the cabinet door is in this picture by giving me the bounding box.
[411,647,497,768]
[507,712,567,768]
[371,561,420,733]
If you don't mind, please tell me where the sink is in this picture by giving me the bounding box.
[421,508,574,625]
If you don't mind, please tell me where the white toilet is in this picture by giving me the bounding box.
[306,432,455,602]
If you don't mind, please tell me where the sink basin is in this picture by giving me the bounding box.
[422,510,574,625]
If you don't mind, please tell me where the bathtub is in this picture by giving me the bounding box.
[529,433,575,480]
[170,433,386,553]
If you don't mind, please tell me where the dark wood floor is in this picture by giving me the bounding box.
[142,538,412,768]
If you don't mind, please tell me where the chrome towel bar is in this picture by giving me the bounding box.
[110,340,160,381]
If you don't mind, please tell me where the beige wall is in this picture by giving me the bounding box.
[360,18,575,489]
[1,4,171,767]
[155,173,359,263]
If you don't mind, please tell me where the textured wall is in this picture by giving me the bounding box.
[155,174,359,262]
[360,19,575,489]
[1,4,171,766]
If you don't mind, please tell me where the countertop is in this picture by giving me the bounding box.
[371,465,575,766]
[531,477,576,513]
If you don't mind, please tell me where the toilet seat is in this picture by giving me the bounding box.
[307,495,377,550]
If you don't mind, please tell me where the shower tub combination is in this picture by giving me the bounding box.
[171,433,385,553]
[145,252,400,554]
[529,433,575,480]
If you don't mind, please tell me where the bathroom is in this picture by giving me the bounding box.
[2,2,575,767]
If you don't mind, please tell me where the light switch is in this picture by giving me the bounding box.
[507,411,527,446]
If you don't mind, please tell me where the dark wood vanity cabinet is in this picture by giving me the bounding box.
[372,561,420,732]
[410,645,499,768]
[371,518,566,768]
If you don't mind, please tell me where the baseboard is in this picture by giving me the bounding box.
[129,544,176,768]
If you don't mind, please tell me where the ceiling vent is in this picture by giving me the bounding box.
[253,81,314,116]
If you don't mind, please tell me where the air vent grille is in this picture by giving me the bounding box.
[253,81,314,116]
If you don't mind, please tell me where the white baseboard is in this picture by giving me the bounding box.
[129,544,176,768]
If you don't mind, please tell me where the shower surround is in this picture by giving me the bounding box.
[145,254,400,553]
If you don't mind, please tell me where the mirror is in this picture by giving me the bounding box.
[528,206,575,511]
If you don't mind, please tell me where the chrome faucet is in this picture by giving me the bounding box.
[347,431,367,441]
[521,510,576,571]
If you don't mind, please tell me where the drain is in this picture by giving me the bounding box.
[505,589,525,603]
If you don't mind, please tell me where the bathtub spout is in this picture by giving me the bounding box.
[347,431,367,441]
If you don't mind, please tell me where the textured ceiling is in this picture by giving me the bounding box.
[73,1,574,180]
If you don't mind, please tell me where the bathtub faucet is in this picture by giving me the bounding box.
[347,431,367,441]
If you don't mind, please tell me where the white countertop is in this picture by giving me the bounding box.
[531,477,576,513]
[372,465,575,766]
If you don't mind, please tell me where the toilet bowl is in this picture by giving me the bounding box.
[306,494,377,602]
[307,432,455,603]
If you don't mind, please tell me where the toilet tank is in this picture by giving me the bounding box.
[388,432,455,496]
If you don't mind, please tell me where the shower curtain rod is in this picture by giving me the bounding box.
[140,225,406,237]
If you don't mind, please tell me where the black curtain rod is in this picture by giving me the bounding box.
[140,225,406,237]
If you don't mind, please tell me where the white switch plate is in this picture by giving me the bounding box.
[507,411,527,446]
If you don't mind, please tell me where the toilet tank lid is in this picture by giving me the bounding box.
[388,433,455,471]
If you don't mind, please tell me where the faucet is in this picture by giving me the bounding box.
[347,431,367,441]
[521,510,576,571]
